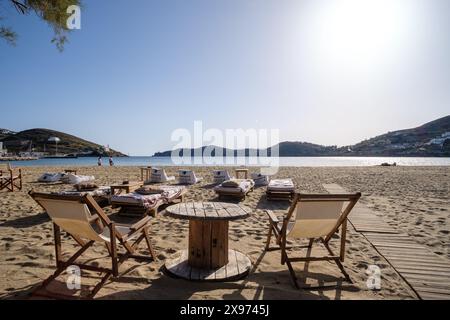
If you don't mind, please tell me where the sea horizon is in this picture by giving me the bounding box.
[3,156,450,167]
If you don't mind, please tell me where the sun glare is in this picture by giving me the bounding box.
[304,0,415,73]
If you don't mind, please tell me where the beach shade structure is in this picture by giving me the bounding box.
[264,192,361,289]
[214,179,255,200]
[178,170,203,184]
[28,192,156,299]
[48,136,60,155]
[251,173,270,186]
[266,178,296,201]
[0,163,22,192]
[212,170,234,184]
[148,168,175,183]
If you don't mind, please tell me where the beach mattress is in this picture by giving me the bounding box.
[267,179,295,192]
[61,174,95,185]
[111,185,185,208]
[214,179,254,194]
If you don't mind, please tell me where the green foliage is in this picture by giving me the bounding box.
[0,0,81,51]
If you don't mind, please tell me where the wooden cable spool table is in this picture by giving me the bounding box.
[164,202,252,281]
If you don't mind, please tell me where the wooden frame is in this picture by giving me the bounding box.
[111,190,185,217]
[140,167,152,181]
[215,185,254,200]
[265,192,361,289]
[0,165,22,192]
[266,190,295,201]
[28,191,156,299]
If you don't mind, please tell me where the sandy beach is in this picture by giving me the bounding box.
[1,165,449,300]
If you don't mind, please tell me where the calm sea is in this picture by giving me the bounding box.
[3,156,450,167]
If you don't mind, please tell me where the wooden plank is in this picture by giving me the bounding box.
[415,287,450,296]
[418,292,450,300]
[373,244,427,250]
[188,220,205,268]
[193,202,205,217]
[396,268,450,277]
[225,250,239,279]
[211,221,228,268]
[235,250,251,276]
[323,183,450,300]
[387,261,450,270]
[383,255,444,263]
[400,272,450,283]
[408,280,450,290]
[185,202,196,217]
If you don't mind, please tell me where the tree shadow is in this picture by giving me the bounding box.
[0,212,49,228]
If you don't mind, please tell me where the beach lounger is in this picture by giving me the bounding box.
[0,163,22,192]
[38,172,67,183]
[55,186,111,207]
[111,185,185,216]
[266,178,295,201]
[148,168,175,183]
[60,173,95,185]
[214,179,255,200]
[265,192,361,288]
[178,170,202,184]
[212,170,233,184]
[251,173,270,186]
[28,191,156,299]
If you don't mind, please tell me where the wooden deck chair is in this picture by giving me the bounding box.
[29,191,157,299]
[0,163,22,192]
[265,192,361,289]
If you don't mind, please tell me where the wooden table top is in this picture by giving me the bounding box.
[165,202,251,221]
[110,181,142,187]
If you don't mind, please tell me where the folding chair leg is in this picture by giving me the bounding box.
[334,258,351,283]
[265,225,273,250]
[89,271,113,298]
[322,239,351,283]
[284,255,299,289]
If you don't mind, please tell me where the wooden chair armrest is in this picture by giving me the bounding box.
[265,210,279,223]
[130,215,152,231]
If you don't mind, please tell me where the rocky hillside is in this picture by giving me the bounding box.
[153,115,450,157]
[0,128,126,156]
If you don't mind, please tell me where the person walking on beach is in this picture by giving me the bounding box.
[97,156,102,166]
[109,156,114,166]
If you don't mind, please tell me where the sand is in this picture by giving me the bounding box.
[1,165,449,300]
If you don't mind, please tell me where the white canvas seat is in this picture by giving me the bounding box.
[212,170,233,184]
[265,192,361,289]
[29,192,156,299]
[148,168,175,183]
[251,173,270,186]
[178,170,202,184]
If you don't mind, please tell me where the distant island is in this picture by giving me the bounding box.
[0,128,126,158]
[153,115,450,157]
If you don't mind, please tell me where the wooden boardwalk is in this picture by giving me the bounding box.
[323,183,450,300]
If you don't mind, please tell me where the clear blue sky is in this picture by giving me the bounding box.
[1,0,449,155]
